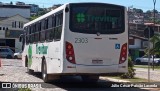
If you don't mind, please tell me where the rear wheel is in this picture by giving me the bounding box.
[81,75,99,83]
[27,68,34,74]
[26,56,34,74]
[7,55,12,59]
[14,55,18,59]
[136,60,141,65]
[42,59,49,82]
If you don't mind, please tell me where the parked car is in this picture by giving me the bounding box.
[14,51,22,59]
[135,55,160,65]
[0,47,14,59]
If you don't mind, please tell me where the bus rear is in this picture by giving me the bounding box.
[63,3,128,75]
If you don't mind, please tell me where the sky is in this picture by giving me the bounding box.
[0,0,160,12]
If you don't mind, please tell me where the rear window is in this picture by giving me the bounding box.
[0,49,8,52]
[70,3,125,34]
[0,48,12,53]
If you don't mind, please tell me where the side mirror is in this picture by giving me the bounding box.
[19,34,24,42]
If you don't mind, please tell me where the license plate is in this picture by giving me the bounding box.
[92,60,103,64]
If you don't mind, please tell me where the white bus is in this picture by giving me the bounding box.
[21,3,128,82]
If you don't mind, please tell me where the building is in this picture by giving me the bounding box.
[0,14,29,52]
[0,4,30,18]
[0,4,30,52]
[129,23,160,61]
[133,19,144,24]
[16,2,25,5]
[129,34,148,61]
[27,4,39,15]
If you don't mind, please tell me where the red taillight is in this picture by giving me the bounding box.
[66,41,76,64]
[119,43,127,64]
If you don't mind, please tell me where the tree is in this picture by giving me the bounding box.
[146,10,152,15]
[30,15,40,20]
[150,33,160,55]
[153,9,158,13]
[144,33,160,68]
[10,1,13,5]
[121,56,135,79]
[133,8,143,13]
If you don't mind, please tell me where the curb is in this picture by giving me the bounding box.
[100,76,160,90]
[0,58,1,67]
[100,76,130,82]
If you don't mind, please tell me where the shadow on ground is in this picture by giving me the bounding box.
[27,72,158,91]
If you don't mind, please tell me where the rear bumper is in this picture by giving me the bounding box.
[76,64,127,73]
[48,73,125,76]
[60,64,127,74]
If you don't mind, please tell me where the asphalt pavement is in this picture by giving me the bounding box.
[135,67,160,82]
[0,59,160,91]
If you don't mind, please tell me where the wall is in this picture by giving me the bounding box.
[0,15,29,52]
[15,38,22,52]
[129,38,142,49]
[0,15,29,31]
[0,29,5,38]
[0,8,30,18]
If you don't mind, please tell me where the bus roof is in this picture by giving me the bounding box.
[24,4,67,27]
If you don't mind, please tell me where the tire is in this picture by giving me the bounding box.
[7,55,12,59]
[156,61,160,66]
[136,60,141,65]
[27,68,34,74]
[81,75,99,83]
[42,59,49,83]
[14,56,18,59]
[26,56,34,74]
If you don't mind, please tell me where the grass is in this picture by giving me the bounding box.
[106,76,155,82]
[18,88,31,91]
[134,65,160,70]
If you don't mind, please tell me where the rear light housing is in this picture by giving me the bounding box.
[66,41,76,64]
[119,43,127,64]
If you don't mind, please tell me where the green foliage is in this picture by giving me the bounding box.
[133,8,143,13]
[146,34,160,56]
[18,88,31,91]
[30,15,40,20]
[120,56,135,79]
[146,9,158,14]
[149,18,160,24]
[30,8,48,21]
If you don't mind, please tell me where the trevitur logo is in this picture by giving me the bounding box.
[76,13,85,23]
[76,13,118,23]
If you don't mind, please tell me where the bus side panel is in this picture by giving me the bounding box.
[118,8,128,73]
[22,45,28,67]
[61,11,77,73]
[46,41,62,74]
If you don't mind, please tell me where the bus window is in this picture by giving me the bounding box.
[40,20,46,42]
[52,15,55,28]
[54,13,63,41]
[38,22,41,42]
[35,23,39,42]
[33,24,36,43]
[45,18,49,29]
[30,25,34,43]
[48,17,52,28]
[70,4,124,34]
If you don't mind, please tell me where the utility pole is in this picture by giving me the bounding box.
[153,0,156,25]
[148,27,151,82]
[152,0,156,71]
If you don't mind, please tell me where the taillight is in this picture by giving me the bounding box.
[119,43,127,64]
[66,41,76,64]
